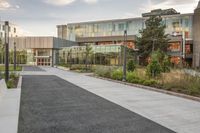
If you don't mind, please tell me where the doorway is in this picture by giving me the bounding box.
[37,58,51,66]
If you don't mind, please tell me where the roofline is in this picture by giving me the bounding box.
[12,36,55,38]
[62,13,193,26]
[0,21,18,26]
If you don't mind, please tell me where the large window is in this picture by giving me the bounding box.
[37,49,50,56]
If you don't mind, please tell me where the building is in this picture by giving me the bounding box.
[193,1,200,68]
[142,8,180,17]
[59,45,122,66]
[0,21,19,39]
[57,1,200,67]
[0,36,77,66]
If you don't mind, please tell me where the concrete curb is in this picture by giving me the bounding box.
[17,76,22,89]
[91,75,200,102]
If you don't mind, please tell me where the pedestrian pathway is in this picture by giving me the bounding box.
[0,79,21,133]
[18,75,174,133]
[38,67,200,133]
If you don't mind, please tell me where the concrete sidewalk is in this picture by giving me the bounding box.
[36,67,200,133]
[0,79,21,133]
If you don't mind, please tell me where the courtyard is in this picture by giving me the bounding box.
[1,66,196,133]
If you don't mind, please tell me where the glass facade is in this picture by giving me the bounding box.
[66,19,145,40]
[59,45,122,65]
[163,15,193,38]
[66,14,193,40]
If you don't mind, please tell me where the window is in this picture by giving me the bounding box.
[118,23,125,31]
[112,24,115,31]
[14,28,16,33]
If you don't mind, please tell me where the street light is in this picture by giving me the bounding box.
[14,41,16,71]
[4,21,9,82]
[122,30,127,82]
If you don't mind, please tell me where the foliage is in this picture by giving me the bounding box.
[127,60,136,72]
[95,65,200,97]
[111,69,123,80]
[146,50,171,77]
[0,65,22,71]
[6,72,19,88]
[136,16,169,63]
[162,55,171,72]
[94,66,120,78]
[85,45,93,70]
[146,53,162,77]
[162,72,200,97]
[7,79,15,88]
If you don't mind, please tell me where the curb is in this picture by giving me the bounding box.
[91,75,200,102]
[17,76,22,89]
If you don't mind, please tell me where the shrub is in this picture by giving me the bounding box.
[142,79,157,86]
[70,64,85,70]
[10,72,18,80]
[127,72,139,83]
[111,69,123,80]
[7,79,15,88]
[95,66,119,78]
[162,55,171,73]
[127,60,135,72]
[146,59,162,77]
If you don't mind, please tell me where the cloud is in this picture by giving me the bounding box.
[151,0,197,6]
[44,0,99,6]
[83,0,98,4]
[0,0,11,10]
[0,0,20,10]
[140,0,198,13]
[44,0,76,6]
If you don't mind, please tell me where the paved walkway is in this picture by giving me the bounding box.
[23,66,45,71]
[18,75,174,133]
[37,67,200,133]
[0,79,21,133]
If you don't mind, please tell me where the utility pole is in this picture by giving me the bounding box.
[4,21,9,82]
[122,30,127,82]
[14,42,16,71]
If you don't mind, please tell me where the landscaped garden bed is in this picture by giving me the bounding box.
[0,66,21,88]
[0,72,20,88]
[93,65,200,98]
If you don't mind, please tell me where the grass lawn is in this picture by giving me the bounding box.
[0,65,22,71]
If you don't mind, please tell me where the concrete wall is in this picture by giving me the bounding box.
[193,3,200,68]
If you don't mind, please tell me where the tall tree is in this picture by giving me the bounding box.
[136,16,169,63]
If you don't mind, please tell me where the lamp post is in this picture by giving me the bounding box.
[122,30,127,82]
[14,42,16,71]
[4,21,9,82]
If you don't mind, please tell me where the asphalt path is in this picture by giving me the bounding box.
[23,66,45,71]
[18,75,175,133]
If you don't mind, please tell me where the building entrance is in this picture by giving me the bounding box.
[37,58,51,66]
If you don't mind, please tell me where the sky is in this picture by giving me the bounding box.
[0,0,199,36]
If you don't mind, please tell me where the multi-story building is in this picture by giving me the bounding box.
[57,1,200,68]
[0,21,19,39]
